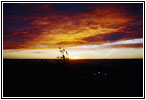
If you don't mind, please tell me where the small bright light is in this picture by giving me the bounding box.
[93,73,96,76]
[104,73,107,76]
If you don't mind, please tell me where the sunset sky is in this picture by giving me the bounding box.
[3,3,143,59]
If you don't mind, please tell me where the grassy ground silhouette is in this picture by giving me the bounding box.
[3,59,143,97]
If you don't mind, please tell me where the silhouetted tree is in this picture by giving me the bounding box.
[58,47,69,61]
[56,47,69,65]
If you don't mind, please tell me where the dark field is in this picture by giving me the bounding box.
[3,59,143,97]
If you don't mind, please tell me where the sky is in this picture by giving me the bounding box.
[3,3,143,59]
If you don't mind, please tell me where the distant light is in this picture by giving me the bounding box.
[98,72,101,74]
[104,73,107,76]
[93,73,96,76]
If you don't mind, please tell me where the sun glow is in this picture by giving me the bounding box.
[71,56,80,59]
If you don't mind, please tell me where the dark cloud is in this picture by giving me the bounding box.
[109,43,143,48]
[83,30,142,44]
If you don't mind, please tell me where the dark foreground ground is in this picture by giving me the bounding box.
[3,59,143,97]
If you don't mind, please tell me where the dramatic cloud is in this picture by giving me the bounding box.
[3,3,143,49]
